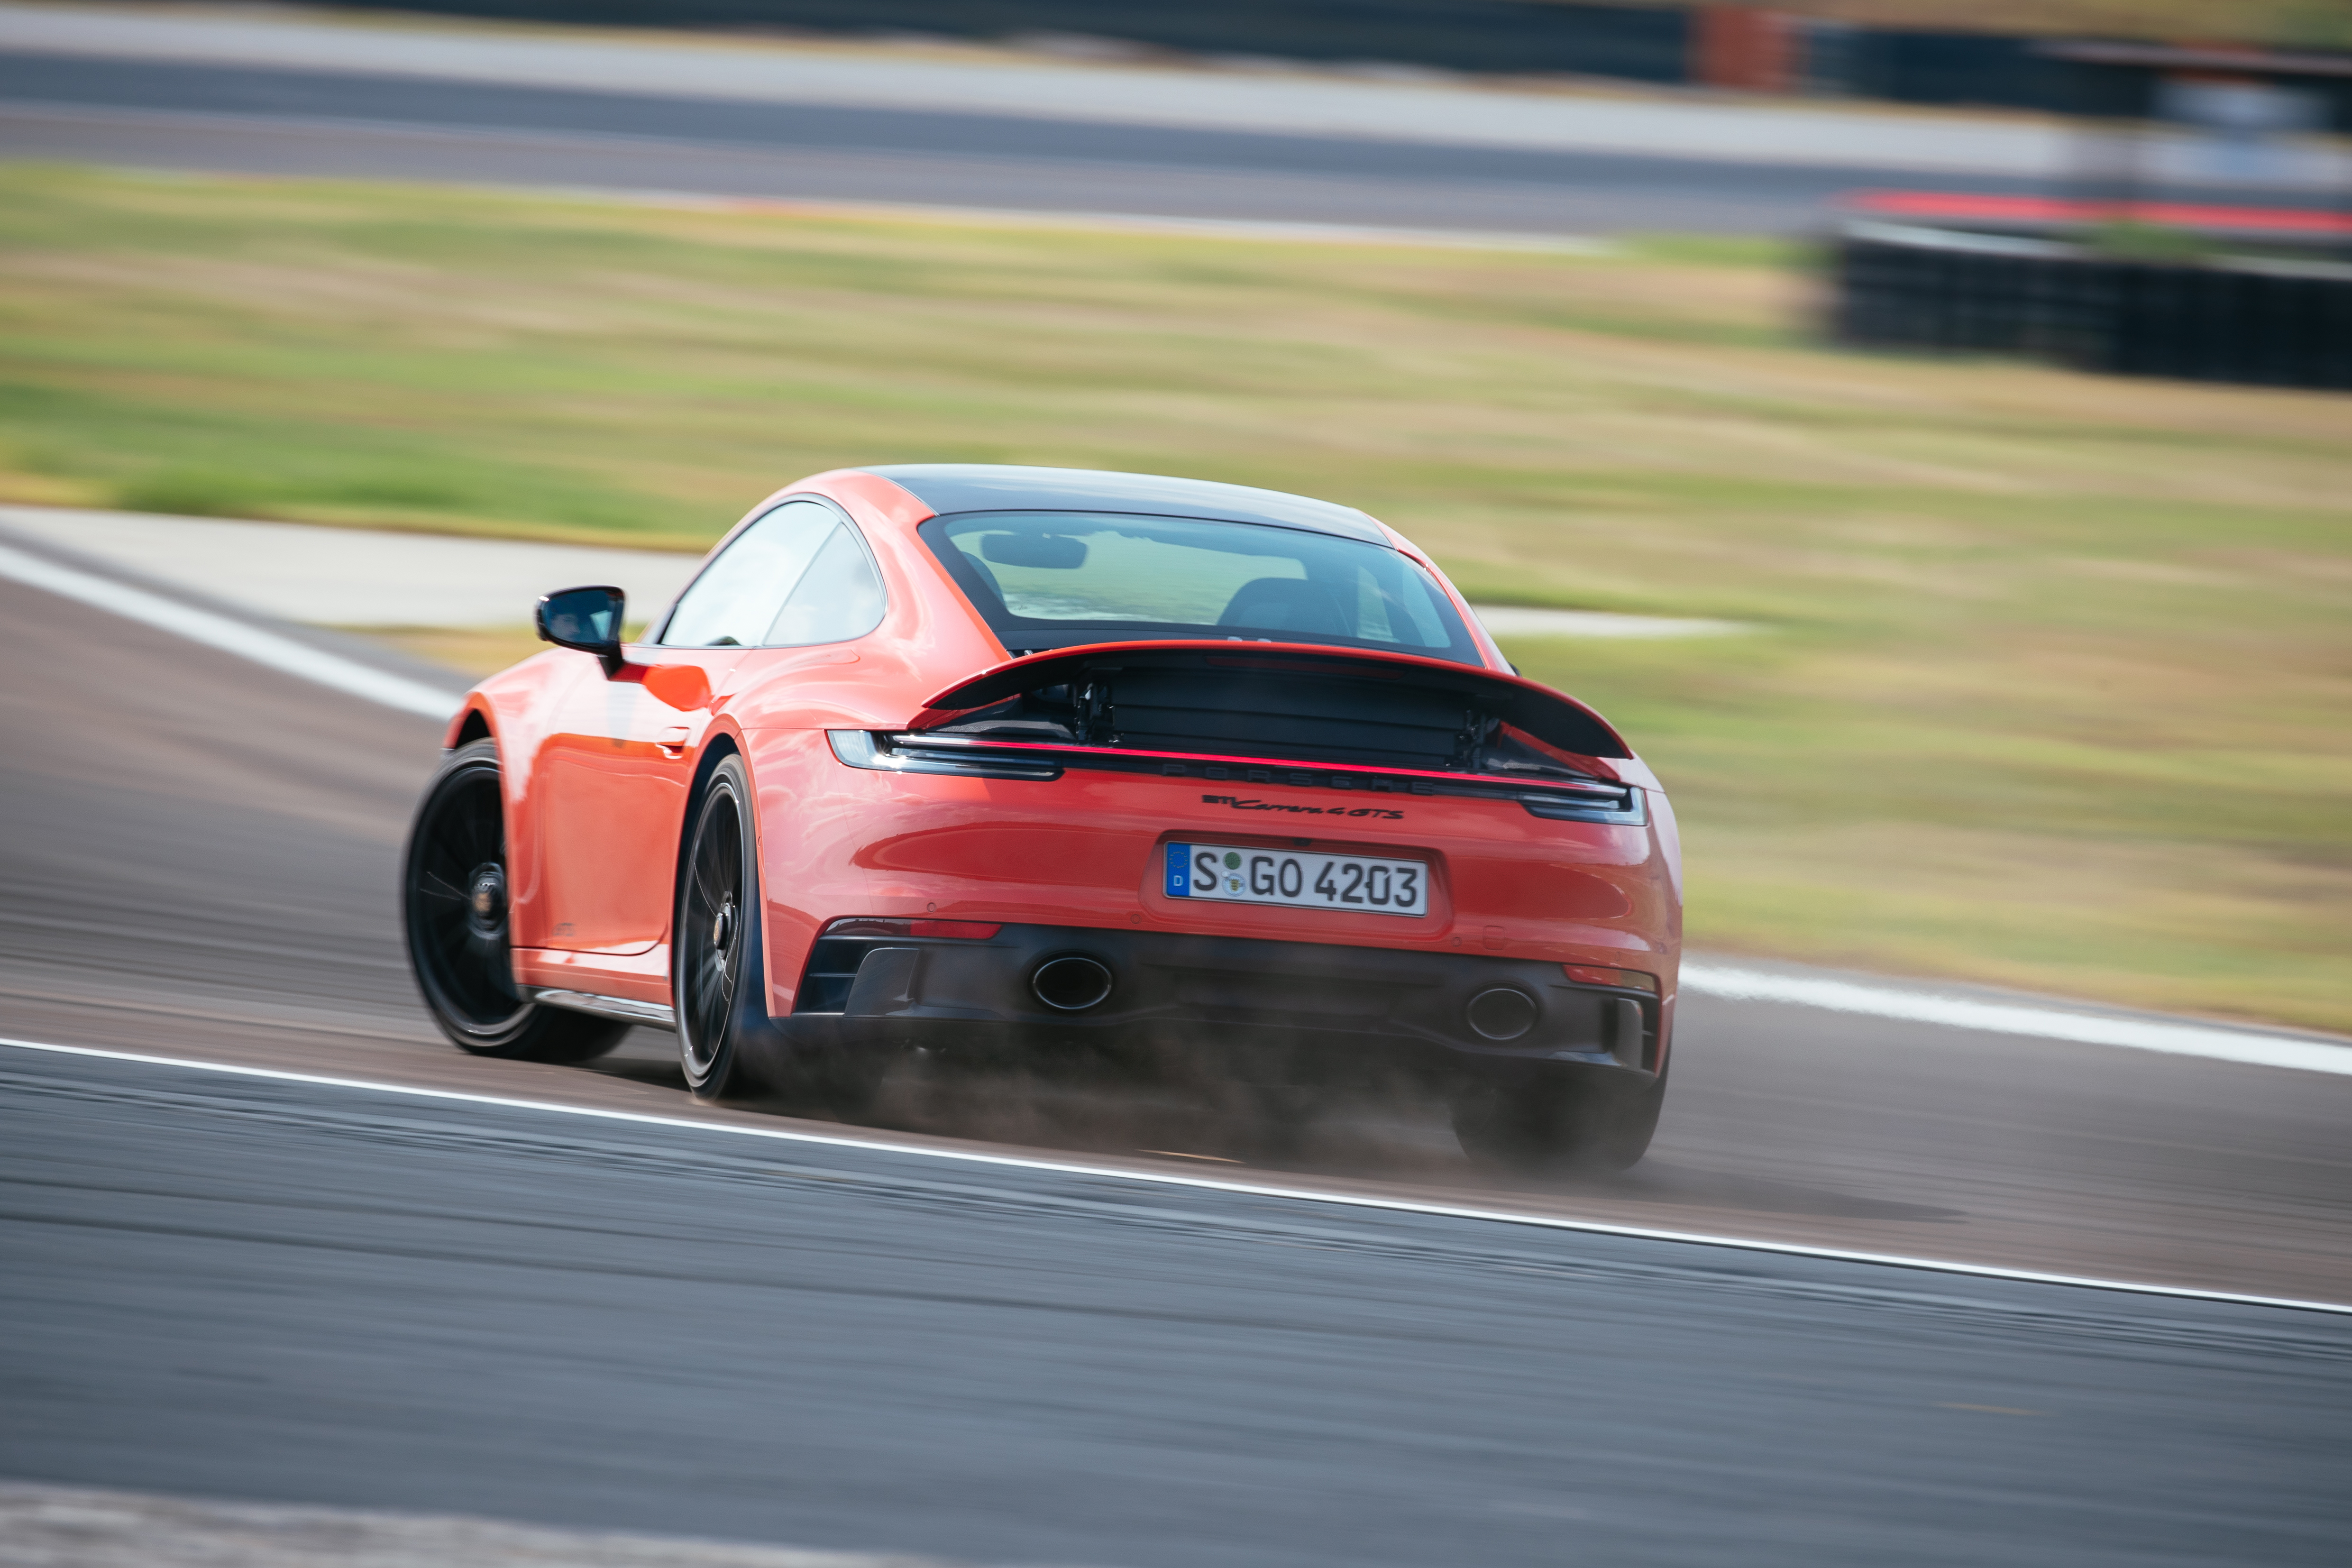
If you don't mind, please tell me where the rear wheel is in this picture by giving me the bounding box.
[676,754,892,1116]
[676,756,768,1101]
[1451,1064,1666,1174]
[403,738,625,1062]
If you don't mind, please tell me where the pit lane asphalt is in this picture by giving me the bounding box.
[3,534,2352,1562]
[0,51,2035,235]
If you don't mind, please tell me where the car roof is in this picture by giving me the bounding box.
[866,464,1390,544]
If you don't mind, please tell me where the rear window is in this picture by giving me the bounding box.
[919,510,1481,666]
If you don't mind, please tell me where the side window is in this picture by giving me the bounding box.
[767,521,888,647]
[660,500,887,648]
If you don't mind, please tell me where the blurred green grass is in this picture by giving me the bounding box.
[2,163,2345,1031]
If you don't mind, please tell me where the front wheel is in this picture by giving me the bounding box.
[1451,1064,1667,1175]
[403,738,625,1062]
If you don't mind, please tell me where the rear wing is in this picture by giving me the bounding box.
[911,640,1631,764]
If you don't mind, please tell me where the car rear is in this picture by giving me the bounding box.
[770,642,1676,1084]
[748,473,1680,1165]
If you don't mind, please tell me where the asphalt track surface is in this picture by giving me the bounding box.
[3,531,2352,1562]
[9,1042,2352,1568]
[0,51,2039,235]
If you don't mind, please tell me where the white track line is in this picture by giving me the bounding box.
[0,540,458,721]
[1682,963,2352,1075]
[5,1035,2345,1316]
[4,530,2339,1076]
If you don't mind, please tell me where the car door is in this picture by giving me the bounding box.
[533,497,887,954]
[532,654,730,954]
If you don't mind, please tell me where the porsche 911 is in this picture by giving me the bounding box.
[403,466,1681,1169]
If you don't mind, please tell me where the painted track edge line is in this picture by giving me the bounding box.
[6,1034,2345,1317]
[0,539,458,720]
[1680,962,2352,1073]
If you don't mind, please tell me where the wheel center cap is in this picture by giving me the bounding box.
[467,864,507,936]
[711,900,735,953]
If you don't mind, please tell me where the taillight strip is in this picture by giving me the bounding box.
[828,729,1061,780]
[898,731,1628,796]
[829,731,1646,824]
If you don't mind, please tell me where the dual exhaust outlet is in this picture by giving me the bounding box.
[1031,954,1116,1012]
[1471,984,1648,1069]
[1034,958,1642,1065]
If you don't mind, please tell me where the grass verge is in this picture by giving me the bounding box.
[2,163,2345,1030]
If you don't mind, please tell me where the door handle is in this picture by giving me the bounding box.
[655,726,690,757]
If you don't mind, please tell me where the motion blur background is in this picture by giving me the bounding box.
[4,0,2345,1032]
[5,6,2352,1566]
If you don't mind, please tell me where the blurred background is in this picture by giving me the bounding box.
[4,0,2344,1033]
[4,6,2351,1565]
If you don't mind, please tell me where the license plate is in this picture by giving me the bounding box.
[1165,842,1428,917]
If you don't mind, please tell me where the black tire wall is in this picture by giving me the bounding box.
[1832,229,2352,391]
[300,0,1693,81]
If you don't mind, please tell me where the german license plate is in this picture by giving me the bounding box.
[1165,842,1428,917]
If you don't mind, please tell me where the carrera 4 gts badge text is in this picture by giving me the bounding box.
[1202,793,1404,820]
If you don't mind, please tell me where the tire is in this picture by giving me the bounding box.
[403,738,626,1063]
[1451,1063,1667,1174]
[674,754,892,1116]
[675,754,770,1101]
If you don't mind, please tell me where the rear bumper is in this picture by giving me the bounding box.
[759,922,1665,1083]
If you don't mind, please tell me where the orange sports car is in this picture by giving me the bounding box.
[403,466,1682,1169]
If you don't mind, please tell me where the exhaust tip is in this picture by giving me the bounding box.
[1033,954,1115,1012]
[1466,987,1538,1042]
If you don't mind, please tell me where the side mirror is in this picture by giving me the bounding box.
[536,585,627,677]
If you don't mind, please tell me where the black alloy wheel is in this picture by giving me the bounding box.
[403,738,624,1062]
[677,755,764,1100]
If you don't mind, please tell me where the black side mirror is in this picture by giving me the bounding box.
[536,585,628,677]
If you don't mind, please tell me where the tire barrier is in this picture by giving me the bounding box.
[310,3,2349,112]
[319,0,1694,82]
[1833,27,2059,110]
[1831,221,2352,390]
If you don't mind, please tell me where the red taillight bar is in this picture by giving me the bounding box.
[886,734,1628,794]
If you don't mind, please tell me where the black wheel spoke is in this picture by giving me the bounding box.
[416,871,468,904]
[693,826,733,908]
[695,941,731,1040]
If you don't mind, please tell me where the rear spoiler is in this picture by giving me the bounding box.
[910,640,1631,761]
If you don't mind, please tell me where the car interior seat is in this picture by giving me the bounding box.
[1217,577,1351,635]
[958,551,1012,614]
